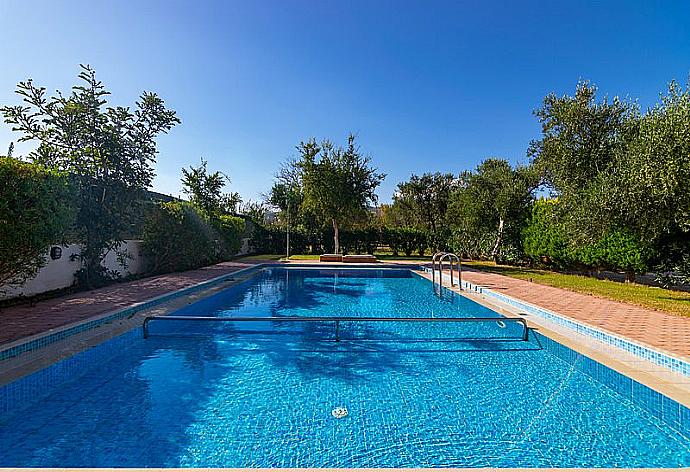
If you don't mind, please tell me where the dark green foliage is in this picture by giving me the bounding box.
[576,230,649,278]
[447,159,538,262]
[142,202,244,274]
[181,158,239,218]
[299,134,385,254]
[391,173,456,250]
[1,65,179,287]
[523,199,649,278]
[215,214,246,256]
[522,199,571,267]
[142,202,216,273]
[249,224,312,255]
[0,157,75,286]
[530,79,690,280]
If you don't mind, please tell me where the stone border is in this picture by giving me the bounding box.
[0,263,266,362]
[421,267,690,377]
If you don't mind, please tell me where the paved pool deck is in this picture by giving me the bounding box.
[0,261,266,346]
[1,259,689,363]
[457,267,690,360]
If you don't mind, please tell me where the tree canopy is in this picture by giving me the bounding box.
[298,134,385,254]
[181,158,241,218]
[391,172,457,249]
[1,65,179,287]
[448,159,538,262]
[0,157,75,287]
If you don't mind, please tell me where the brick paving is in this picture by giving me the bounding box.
[460,267,690,359]
[2,259,689,362]
[0,261,261,345]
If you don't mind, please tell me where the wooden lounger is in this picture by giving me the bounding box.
[319,254,343,262]
[342,254,377,263]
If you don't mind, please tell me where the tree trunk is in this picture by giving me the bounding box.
[332,219,340,255]
[625,270,636,283]
[491,217,505,263]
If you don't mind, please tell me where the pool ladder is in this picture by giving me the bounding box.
[432,252,461,291]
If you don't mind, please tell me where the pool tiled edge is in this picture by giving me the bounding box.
[0,264,265,362]
[427,268,690,377]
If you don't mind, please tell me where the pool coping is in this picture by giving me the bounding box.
[420,266,690,377]
[0,263,421,364]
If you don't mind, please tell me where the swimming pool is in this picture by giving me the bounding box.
[0,267,688,467]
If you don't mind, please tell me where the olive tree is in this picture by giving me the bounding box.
[1,65,179,287]
[392,172,457,250]
[298,134,385,254]
[448,159,537,262]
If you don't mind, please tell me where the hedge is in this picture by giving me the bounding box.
[249,224,430,256]
[523,199,649,277]
[142,201,245,274]
[0,157,75,286]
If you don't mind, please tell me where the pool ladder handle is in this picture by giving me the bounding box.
[432,252,462,291]
[142,315,529,342]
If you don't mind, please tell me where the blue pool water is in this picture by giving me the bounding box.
[0,267,689,467]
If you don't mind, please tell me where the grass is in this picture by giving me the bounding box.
[239,253,432,262]
[463,260,690,317]
[235,254,285,261]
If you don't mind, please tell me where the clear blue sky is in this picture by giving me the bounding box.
[1,0,689,203]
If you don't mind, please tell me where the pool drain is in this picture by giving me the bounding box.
[496,320,506,328]
[331,406,348,419]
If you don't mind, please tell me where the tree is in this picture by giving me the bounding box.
[0,157,75,287]
[298,134,385,254]
[448,159,537,262]
[605,81,690,281]
[1,65,179,287]
[181,158,230,218]
[240,200,269,223]
[392,172,457,249]
[529,79,690,281]
[528,81,635,242]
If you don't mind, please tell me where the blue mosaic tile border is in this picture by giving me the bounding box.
[0,264,265,363]
[536,332,690,438]
[455,276,690,378]
[0,330,139,417]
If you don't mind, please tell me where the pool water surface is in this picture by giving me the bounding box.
[0,267,688,467]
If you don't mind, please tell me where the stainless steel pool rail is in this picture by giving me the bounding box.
[142,315,529,341]
[432,252,461,290]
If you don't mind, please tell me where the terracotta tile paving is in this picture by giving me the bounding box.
[0,260,264,345]
[3,258,689,363]
[457,267,690,359]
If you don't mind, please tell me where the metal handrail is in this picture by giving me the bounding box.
[440,253,461,288]
[431,251,462,290]
[431,252,447,288]
[142,315,529,341]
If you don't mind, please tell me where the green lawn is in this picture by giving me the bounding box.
[463,261,690,317]
[235,254,285,261]
[239,253,432,262]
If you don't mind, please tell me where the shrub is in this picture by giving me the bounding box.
[142,201,219,273]
[522,199,572,267]
[0,157,75,286]
[215,215,246,257]
[575,230,649,279]
[523,200,649,279]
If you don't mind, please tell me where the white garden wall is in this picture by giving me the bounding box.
[0,240,147,300]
